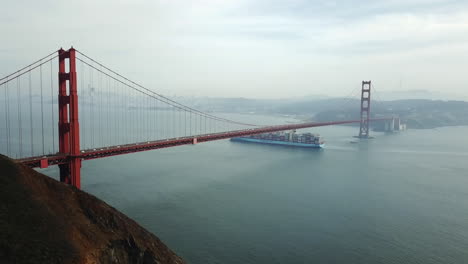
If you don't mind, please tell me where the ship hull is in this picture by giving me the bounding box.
[231,137,324,148]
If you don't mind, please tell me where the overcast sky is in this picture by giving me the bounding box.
[1,0,468,99]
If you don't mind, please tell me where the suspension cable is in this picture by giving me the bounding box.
[75,51,259,127]
[0,55,58,87]
[0,50,57,82]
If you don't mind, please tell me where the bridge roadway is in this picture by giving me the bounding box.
[17,118,389,168]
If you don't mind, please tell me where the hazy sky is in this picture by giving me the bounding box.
[1,0,468,99]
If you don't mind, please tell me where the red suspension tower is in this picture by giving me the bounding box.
[358,80,371,138]
[58,48,81,188]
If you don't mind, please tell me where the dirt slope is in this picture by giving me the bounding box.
[0,155,185,264]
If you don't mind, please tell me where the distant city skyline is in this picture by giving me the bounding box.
[1,0,468,100]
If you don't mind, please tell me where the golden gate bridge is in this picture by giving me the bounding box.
[0,47,392,189]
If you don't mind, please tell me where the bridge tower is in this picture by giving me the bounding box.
[58,48,81,188]
[358,81,371,138]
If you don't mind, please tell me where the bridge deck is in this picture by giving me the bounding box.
[17,119,389,168]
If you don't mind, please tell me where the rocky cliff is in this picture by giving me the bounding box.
[0,155,185,264]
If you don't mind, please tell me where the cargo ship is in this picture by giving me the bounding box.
[231,130,324,148]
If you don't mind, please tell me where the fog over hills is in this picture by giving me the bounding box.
[176,95,468,129]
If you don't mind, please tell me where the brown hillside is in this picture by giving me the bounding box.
[0,155,185,264]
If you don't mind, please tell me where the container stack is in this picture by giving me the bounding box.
[233,130,324,148]
[247,131,322,145]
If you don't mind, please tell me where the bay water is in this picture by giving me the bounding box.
[39,114,468,264]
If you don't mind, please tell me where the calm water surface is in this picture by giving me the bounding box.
[40,115,468,264]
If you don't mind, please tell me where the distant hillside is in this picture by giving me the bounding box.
[179,97,468,129]
[0,155,184,264]
[313,99,468,129]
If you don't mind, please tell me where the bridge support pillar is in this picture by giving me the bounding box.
[358,81,371,138]
[58,48,81,189]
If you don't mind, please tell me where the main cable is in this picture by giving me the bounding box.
[0,50,57,82]
[0,55,58,87]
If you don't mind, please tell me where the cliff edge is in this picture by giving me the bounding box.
[0,155,185,264]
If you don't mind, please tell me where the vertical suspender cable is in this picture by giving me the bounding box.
[117,79,120,144]
[28,70,34,156]
[17,77,23,157]
[116,75,118,145]
[145,94,147,141]
[134,87,136,142]
[86,62,90,149]
[144,94,147,141]
[125,76,128,144]
[140,92,143,141]
[176,107,178,138]
[147,93,149,141]
[80,59,84,148]
[107,76,110,146]
[119,74,122,144]
[173,105,175,138]
[88,66,92,149]
[90,65,94,148]
[133,89,135,141]
[5,82,10,156]
[152,95,155,140]
[135,88,138,141]
[50,59,55,153]
[151,93,153,140]
[122,75,129,144]
[156,95,159,140]
[88,65,91,148]
[172,104,175,138]
[125,82,127,143]
[129,79,132,144]
[136,90,139,141]
[162,100,165,139]
[139,89,142,141]
[113,78,117,145]
[194,111,196,136]
[170,105,173,138]
[119,75,122,144]
[40,64,45,154]
[142,91,149,141]
[99,65,103,146]
[149,95,152,140]
[126,84,128,143]
[116,80,120,144]
[153,94,156,139]
[166,103,169,139]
